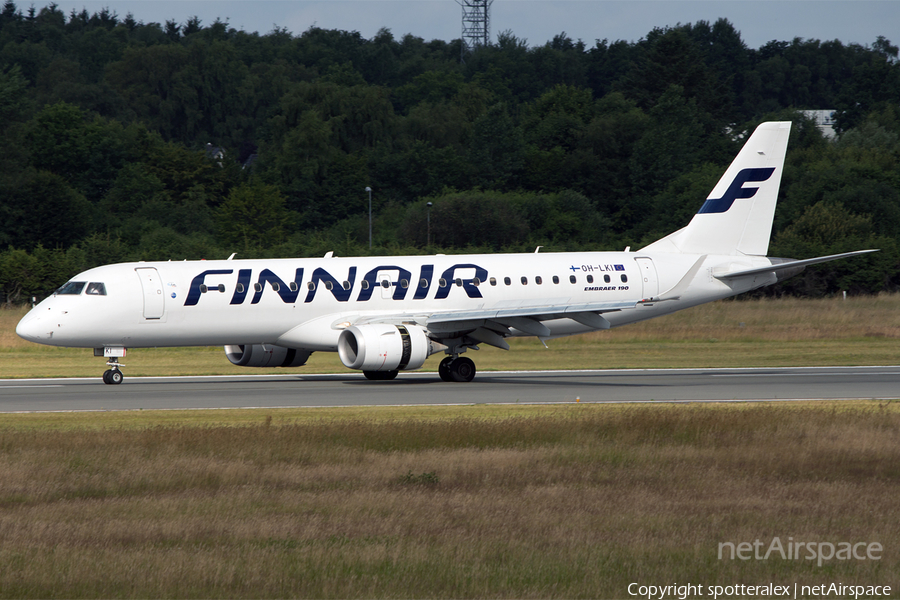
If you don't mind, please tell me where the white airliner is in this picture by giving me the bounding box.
[17,122,875,384]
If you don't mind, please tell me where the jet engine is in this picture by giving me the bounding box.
[224,344,311,368]
[337,324,441,371]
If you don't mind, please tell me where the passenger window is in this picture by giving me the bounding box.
[200,284,208,293]
[271,282,281,292]
[343,280,352,290]
[489,277,497,286]
[236,283,245,294]
[381,280,390,288]
[472,277,480,286]
[552,276,559,284]
[504,277,511,286]
[57,281,86,295]
[439,278,448,288]
[569,275,576,284]
[307,282,316,291]
[325,281,334,290]
[621,274,628,283]
[455,278,463,287]
[535,276,543,285]
[604,275,611,283]
[521,277,528,285]
[86,282,106,295]
[361,280,370,290]
[254,283,263,292]
[587,275,594,283]
[289,282,299,292]
[419,279,428,289]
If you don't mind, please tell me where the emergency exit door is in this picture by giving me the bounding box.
[634,257,659,301]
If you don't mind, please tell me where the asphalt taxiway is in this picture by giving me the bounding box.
[1,366,898,412]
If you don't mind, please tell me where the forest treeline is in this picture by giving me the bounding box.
[1,1,899,302]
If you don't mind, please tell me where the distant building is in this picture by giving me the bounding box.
[801,110,837,139]
[205,143,225,167]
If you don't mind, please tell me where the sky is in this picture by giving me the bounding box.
[42,0,899,50]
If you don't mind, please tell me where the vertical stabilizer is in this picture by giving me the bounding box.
[641,121,792,256]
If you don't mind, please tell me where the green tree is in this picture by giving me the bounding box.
[217,182,292,256]
[0,169,91,249]
[624,85,704,230]
[467,103,524,190]
[770,202,896,294]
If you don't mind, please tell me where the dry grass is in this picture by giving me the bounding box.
[3,294,900,378]
[0,402,898,598]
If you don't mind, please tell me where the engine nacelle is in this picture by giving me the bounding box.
[337,324,440,371]
[224,344,311,368]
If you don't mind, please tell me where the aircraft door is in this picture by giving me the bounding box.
[135,267,165,319]
[635,257,659,301]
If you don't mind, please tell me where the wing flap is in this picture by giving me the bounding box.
[424,299,637,325]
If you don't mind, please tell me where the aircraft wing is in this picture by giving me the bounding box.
[351,298,637,350]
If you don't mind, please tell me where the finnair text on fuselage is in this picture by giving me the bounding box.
[180,257,637,309]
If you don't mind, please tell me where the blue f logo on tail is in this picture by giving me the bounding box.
[697,167,776,214]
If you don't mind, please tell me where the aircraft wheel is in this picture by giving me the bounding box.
[108,369,124,385]
[363,370,379,380]
[450,357,476,382]
[438,357,454,382]
[383,370,398,381]
[102,370,112,384]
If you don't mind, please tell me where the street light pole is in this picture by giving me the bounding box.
[365,187,372,250]
[426,201,432,249]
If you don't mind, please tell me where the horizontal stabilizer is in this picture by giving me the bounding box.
[714,249,879,280]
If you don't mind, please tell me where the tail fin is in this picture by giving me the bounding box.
[641,121,792,256]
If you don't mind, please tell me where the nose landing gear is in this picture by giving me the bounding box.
[95,347,126,385]
[102,364,124,385]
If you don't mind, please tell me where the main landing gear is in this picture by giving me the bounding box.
[438,356,476,382]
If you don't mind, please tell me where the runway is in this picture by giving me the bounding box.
[1,366,898,412]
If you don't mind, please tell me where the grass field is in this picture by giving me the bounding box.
[0,402,898,598]
[2,294,899,378]
[2,297,898,598]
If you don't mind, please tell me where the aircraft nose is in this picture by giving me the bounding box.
[16,311,53,342]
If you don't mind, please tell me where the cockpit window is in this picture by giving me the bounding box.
[56,281,86,295]
[86,282,107,296]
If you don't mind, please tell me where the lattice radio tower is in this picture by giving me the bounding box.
[459,0,493,60]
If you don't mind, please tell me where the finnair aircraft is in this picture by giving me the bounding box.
[17,122,875,384]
